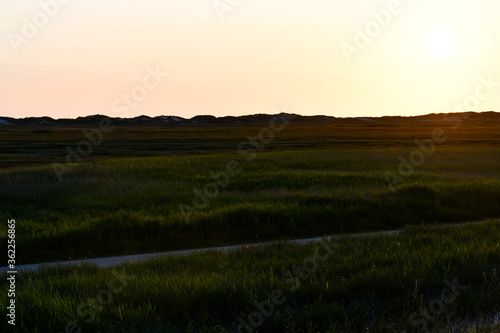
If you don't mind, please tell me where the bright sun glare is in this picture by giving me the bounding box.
[425,28,458,59]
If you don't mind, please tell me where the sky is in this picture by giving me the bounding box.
[1,0,499,119]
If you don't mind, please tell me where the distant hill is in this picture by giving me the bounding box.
[1,111,499,127]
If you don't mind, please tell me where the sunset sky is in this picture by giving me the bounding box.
[1,0,499,119]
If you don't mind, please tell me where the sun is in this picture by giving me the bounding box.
[425,28,458,59]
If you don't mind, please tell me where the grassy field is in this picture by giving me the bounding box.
[1,221,499,332]
[1,119,500,264]
[1,116,499,169]
[1,146,500,264]
[1,115,500,331]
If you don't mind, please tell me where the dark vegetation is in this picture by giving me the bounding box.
[0,111,499,332]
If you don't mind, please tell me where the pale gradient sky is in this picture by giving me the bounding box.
[1,0,499,119]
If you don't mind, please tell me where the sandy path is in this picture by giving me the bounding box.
[1,221,488,274]
[0,229,401,274]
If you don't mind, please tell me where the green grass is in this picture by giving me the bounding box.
[1,120,500,331]
[1,118,499,169]
[1,220,499,332]
[1,147,500,264]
